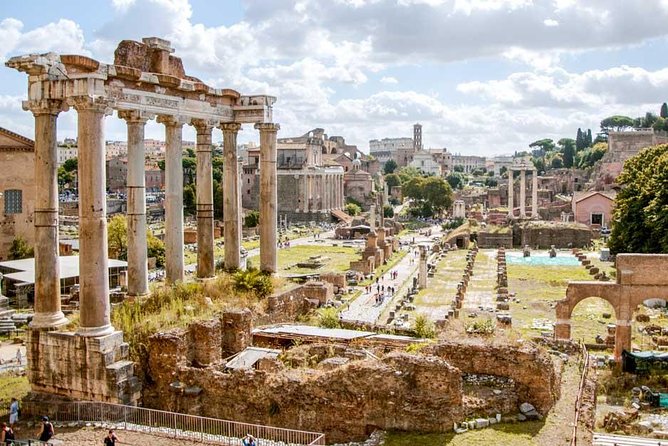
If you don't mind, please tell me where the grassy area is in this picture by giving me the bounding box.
[386,422,544,446]
[412,249,468,312]
[0,373,30,408]
[359,250,409,286]
[248,245,359,275]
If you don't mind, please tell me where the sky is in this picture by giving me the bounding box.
[2,0,668,155]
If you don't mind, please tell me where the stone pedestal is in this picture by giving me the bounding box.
[507,171,514,218]
[532,170,539,218]
[418,245,428,289]
[519,170,526,218]
[27,329,140,405]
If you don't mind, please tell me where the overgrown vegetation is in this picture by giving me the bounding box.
[232,267,274,297]
[318,307,340,329]
[413,313,436,338]
[8,236,33,260]
[465,317,495,336]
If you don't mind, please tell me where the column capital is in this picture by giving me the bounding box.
[220,122,242,133]
[157,114,189,127]
[254,122,280,133]
[118,109,153,124]
[191,118,217,133]
[68,96,114,114]
[24,99,66,116]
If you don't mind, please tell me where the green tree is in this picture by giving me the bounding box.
[183,184,196,216]
[107,215,128,260]
[404,176,452,217]
[445,173,464,190]
[529,138,555,153]
[576,142,607,169]
[550,154,563,169]
[62,157,78,172]
[383,159,398,174]
[57,166,73,188]
[383,204,394,218]
[344,203,361,216]
[576,128,584,151]
[586,129,593,147]
[147,230,165,267]
[397,166,422,184]
[609,144,668,254]
[8,236,33,260]
[662,103,668,119]
[385,173,401,189]
[453,165,464,173]
[558,138,576,168]
[600,115,634,134]
[244,210,260,228]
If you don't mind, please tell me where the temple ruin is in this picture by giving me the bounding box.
[6,37,279,404]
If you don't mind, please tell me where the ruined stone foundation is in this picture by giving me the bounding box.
[27,329,141,405]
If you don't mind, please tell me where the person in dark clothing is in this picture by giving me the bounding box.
[1,422,15,444]
[37,416,54,442]
[104,429,118,446]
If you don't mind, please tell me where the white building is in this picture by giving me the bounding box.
[57,144,78,165]
[106,140,128,158]
[409,151,442,176]
[452,154,486,173]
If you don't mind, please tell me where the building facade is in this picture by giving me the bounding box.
[0,128,36,261]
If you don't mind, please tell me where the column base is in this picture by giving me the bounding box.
[30,311,69,330]
[76,323,115,338]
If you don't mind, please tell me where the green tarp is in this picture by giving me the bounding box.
[622,350,668,374]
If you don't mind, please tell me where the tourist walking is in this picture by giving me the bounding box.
[104,429,119,446]
[36,416,54,442]
[15,348,21,365]
[8,398,18,428]
[242,434,256,446]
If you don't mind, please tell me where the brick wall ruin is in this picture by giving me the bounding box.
[142,317,561,443]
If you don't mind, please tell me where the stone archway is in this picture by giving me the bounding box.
[555,254,668,362]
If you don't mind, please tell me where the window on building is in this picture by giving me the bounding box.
[4,189,22,214]
[591,213,603,226]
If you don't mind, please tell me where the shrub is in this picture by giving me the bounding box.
[465,317,495,336]
[413,314,436,338]
[232,267,273,297]
[345,203,362,216]
[8,236,33,260]
[318,307,340,329]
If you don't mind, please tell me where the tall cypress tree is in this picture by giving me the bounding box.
[576,128,584,151]
[661,103,668,119]
[586,129,593,147]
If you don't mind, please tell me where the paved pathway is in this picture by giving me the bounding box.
[340,225,442,324]
[462,249,497,315]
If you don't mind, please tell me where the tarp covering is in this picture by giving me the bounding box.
[622,350,668,374]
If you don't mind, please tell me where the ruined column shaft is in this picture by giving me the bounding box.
[120,111,149,297]
[160,117,185,283]
[193,121,215,278]
[507,170,514,218]
[519,170,526,217]
[74,97,113,336]
[532,170,539,218]
[256,123,280,273]
[221,123,242,270]
[30,101,68,328]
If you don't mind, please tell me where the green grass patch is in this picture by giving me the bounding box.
[248,244,359,275]
[0,373,29,407]
[386,422,545,446]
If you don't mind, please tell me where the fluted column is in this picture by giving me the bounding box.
[221,123,242,270]
[255,123,280,273]
[72,96,114,336]
[28,100,69,329]
[532,169,539,218]
[158,116,186,283]
[119,111,150,298]
[192,120,215,278]
[519,169,526,218]
[507,169,514,218]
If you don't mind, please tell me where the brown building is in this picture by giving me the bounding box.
[0,127,35,261]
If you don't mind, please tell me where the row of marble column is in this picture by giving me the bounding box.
[300,173,344,212]
[28,97,279,336]
[507,169,539,219]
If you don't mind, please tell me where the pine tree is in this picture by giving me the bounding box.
[661,103,668,119]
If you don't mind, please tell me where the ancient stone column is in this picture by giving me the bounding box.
[532,169,539,218]
[158,116,186,283]
[192,120,215,278]
[418,245,428,289]
[507,169,514,218]
[554,320,571,340]
[255,123,280,273]
[221,123,242,270]
[28,100,69,329]
[72,97,114,336]
[614,320,632,363]
[519,169,526,218]
[119,110,150,298]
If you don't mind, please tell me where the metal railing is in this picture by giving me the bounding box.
[24,401,325,445]
[571,342,590,446]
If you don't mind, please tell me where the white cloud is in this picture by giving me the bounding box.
[543,18,559,26]
[380,76,399,84]
[0,18,87,61]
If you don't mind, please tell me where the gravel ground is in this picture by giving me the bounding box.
[13,425,227,445]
